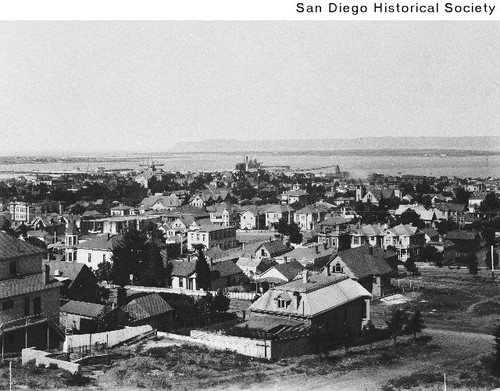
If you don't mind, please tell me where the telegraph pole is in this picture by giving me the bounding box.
[492,245,495,281]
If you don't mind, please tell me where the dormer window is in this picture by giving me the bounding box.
[334,263,343,273]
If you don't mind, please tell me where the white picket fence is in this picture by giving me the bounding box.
[125,285,256,300]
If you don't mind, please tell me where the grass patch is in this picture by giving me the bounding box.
[100,344,275,390]
[383,372,443,390]
[473,301,500,315]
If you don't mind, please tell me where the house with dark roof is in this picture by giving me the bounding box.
[0,231,65,353]
[60,300,106,333]
[243,240,292,261]
[169,260,197,290]
[122,293,174,331]
[322,246,395,298]
[210,260,246,290]
[44,260,98,303]
[421,228,440,243]
[245,273,371,350]
[445,230,481,260]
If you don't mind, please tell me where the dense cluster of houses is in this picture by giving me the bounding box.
[0,162,499,358]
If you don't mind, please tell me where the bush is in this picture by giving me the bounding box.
[64,372,91,387]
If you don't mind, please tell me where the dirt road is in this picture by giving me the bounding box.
[212,328,493,391]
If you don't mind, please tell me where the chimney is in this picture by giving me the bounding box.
[302,270,309,284]
[44,264,50,284]
[283,256,288,264]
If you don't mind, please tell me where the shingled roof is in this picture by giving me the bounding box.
[249,274,370,318]
[0,231,46,260]
[123,293,173,321]
[328,246,393,280]
[61,300,105,318]
[0,273,63,299]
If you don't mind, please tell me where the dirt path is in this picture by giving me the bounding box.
[204,328,493,391]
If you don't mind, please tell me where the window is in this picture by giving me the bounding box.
[88,253,92,263]
[33,297,41,315]
[9,261,17,276]
[2,300,13,310]
[68,253,73,262]
[103,254,106,263]
[334,263,343,273]
[24,297,30,316]
[277,299,286,308]
[179,278,184,288]
[261,249,266,257]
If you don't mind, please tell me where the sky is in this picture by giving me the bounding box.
[0,21,498,154]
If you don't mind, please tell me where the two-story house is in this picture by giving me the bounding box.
[207,203,241,227]
[0,232,64,353]
[381,224,425,262]
[186,223,238,251]
[294,204,330,231]
[246,273,371,347]
[264,204,295,228]
[350,224,385,248]
[322,246,395,299]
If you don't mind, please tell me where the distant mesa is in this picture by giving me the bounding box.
[171,136,500,153]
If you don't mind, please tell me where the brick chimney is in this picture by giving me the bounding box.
[302,270,309,284]
[44,264,50,285]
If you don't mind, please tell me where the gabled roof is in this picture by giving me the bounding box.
[249,274,371,318]
[446,230,480,241]
[123,293,173,321]
[61,300,105,318]
[328,246,393,280]
[44,259,85,280]
[0,231,46,260]
[257,260,304,282]
[421,228,440,239]
[76,234,124,251]
[0,273,63,299]
[170,260,196,277]
[258,240,291,257]
[210,260,243,279]
[350,224,385,237]
[384,224,420,236]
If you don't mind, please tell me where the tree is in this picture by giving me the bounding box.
[138,238,166,287]
[397,209,425,229]
[95,261,113,282]
[272,217,302,244]
[404,258,419,276]
[387,308,407,346]
[480,193,500,213]
[110,228,145,286]
[468,254,479,275]
[404,308,425,342]
[194,245,211,290]
[420,245,438,263]
[212,289,230,313]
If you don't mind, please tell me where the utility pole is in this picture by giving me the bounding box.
[492,245,495,281]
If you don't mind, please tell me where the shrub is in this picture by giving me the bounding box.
[64,372,91,387]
